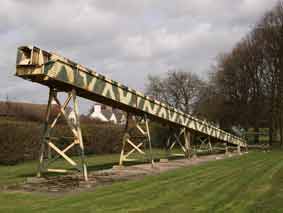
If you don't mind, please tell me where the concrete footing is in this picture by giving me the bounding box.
[26,177,46,184]
[112,165,125,170]
[159,158,169,163]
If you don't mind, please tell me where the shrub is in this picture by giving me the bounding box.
[0,119,124,165]
[0,121,41,165]
[0,117,167,165]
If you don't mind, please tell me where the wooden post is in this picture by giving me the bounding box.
[166,135,171,156]
[208,137,212,152]
[72,89,88,181]
[237,144,241,154]
[37,88,54,177]
[184,129,191,159]
[119,113,129,166]
[145,114,154,167]
[225,142,229,155]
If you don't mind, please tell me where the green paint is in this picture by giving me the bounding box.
[16,46,246,147]
[43,61,55,75]
[57,65,69,83]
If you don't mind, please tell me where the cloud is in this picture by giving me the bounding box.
[0,0,279,112]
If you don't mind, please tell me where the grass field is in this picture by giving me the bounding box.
[1,151,283,212]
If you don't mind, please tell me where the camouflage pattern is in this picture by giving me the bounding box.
[16,46,247,147]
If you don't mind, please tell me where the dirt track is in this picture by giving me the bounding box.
[8,152,245,194]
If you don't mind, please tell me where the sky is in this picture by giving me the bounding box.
[0,0,279,113]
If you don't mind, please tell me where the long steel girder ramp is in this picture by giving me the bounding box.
[15,46,246,148]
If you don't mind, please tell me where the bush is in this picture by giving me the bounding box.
[82,123,124,154]
[0,121,41,165]
[0,119,124,165]
[0,117,169,165]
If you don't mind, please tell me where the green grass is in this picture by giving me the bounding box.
[0,153,120,186]
[0,149,176,186]
[1,151,283,212]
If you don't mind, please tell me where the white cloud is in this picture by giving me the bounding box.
[0,0,279,112]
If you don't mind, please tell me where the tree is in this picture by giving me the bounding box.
[146,70,205,114]
[204,1,283,146]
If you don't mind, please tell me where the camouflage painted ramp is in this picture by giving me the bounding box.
[15,46,246,147]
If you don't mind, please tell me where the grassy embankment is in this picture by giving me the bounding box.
[0,151,283,212]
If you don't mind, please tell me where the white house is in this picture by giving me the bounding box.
[89,104,108,122]
[67,110,77,125]
[89,104,126,125]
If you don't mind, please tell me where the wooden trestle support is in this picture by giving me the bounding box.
[192,136,243,155]
[119,114,154,166]
[197,136,213,153]
[37,88,88,181]
[225,143,242,155]
[166,127,192,158]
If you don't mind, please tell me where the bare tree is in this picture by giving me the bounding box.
[146,70,205,114]
[204,1,283,146]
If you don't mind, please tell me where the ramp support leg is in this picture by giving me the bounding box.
[198,136,213,153]
[72,89,88,181]
[237,144,241,154]
[167,128,191,158]
[37,88,54,177]
[208,137,213,152]
[184,129,191,159]
[119,113,130,166]
[119,114,154,166]
[225,142,229,155]
[37,88,88,181]
[144,114,154,166]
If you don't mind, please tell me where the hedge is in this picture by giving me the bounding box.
[0,119,125,165]
[0,119,166,165]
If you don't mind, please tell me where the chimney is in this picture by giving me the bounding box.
[94,104,101,113]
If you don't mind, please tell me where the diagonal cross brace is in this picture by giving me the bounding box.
[119,114,154,166]
[167,128,191,158]
[37,88,88,181]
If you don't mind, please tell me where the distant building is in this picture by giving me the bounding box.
[67,110,77,125]
[89,104,126,125]
[89,105,108,122]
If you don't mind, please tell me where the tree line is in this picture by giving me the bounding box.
[146,2,283,146]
